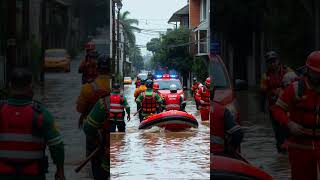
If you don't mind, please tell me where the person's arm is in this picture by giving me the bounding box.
[123,96,130,119]
[78,59,87,73]
[180,95,186,111]
[41,109,65,179]
[76,84,92,114]
[271,83,296,125]
[84,99,108,136]
[224,109,243,149]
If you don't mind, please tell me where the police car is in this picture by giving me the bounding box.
[153,73,185,100]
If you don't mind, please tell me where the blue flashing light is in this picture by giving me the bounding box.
[170,75,177,78]
[156,75,162,79]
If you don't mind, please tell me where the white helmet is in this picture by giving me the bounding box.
[170,84,177,92]
[282,71,298,87]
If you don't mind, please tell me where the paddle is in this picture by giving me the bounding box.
[74,147,100,173]
[133,108,141,116]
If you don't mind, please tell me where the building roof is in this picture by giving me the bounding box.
[168,4,189,23]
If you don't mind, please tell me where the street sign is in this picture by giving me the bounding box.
[210,41,220,54]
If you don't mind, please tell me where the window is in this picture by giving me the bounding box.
[195,29,208,55]
[199,30,207,54]
[155,80,182,90]
[200,0,207,22]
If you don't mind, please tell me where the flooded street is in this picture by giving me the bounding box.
[238,90,291,180]
[32,57,291,180]
[110,85,210,179]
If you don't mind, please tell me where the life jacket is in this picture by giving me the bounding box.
[192,82,199,92]
[141,91,157,114]
[265,65,287,105]
[0,101,46,176]
[165,93,181,111]
[135,80,141,88]
[82,59,98,83]
[289,78,320,135]
[199,87,210,106]
[87,81,110,109]
[109,93,125,120]
[210,102,226,154]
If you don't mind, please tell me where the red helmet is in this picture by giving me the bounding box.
[306,51,320,73]
[153,83,159,90]
[85,42,96,50]
[205,77,211,86]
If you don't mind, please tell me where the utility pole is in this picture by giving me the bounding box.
[115,0,122,82]
[40,0,47,83]
[315,0,319,50]
[117,7,120,78]
[6,0,17,85]
[112,0,116,79]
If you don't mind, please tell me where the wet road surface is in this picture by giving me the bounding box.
[238,90,290,180]
[110,85,210,179]
[34,55,90,179]
[33,55,290,179]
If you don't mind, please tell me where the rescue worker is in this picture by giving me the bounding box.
[164,84,185,111]
[136,79,163,122]
[134,80,147,120]
[0,68,65,180]
[109,83,130,132]
[135,76,141,88]
[77,54,111,180]
[78,49,99,84]
[192,78,200,109]
[210,76,243,159]
[153,83,162,113]
[191,77,200,96]
[76,54,111,128]
[197,77,211,121]
[269,71,299,152]
[147,72,153,81]
[83,96,110,180]
[134,80,147,100]
[260,51,293,153]
[272,51,320,180]
[153,83,160,95]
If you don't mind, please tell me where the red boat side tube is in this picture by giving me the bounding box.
[211,156,273,180]
[139,111,198,131]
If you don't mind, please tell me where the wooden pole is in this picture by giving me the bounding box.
[7,0,17,81]
[112,1,116,77]
[315,0,319,50]
[40,0,47,83]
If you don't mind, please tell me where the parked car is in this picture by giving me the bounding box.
[124,77,133,84]
[208,55,241,123]
[45,49,71,72]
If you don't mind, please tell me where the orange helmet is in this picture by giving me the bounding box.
[306,51,320,73]
[205,77,211,86]
[85,42,96,51]
[153,83,159,90]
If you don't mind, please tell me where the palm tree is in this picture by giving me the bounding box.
[119,11,141,48]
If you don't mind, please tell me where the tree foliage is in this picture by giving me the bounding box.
[119,11,141,47]
[147,28,193,76]
[129,46,144,73]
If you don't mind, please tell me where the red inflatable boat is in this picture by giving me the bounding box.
[212,155,273,180]
[139,111,198,131]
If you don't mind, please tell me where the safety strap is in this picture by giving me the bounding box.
[297,79,304,99]
[211,136,224,145]
[31,101,44,137]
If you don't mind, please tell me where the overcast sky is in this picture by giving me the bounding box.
[122,0,188,56]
